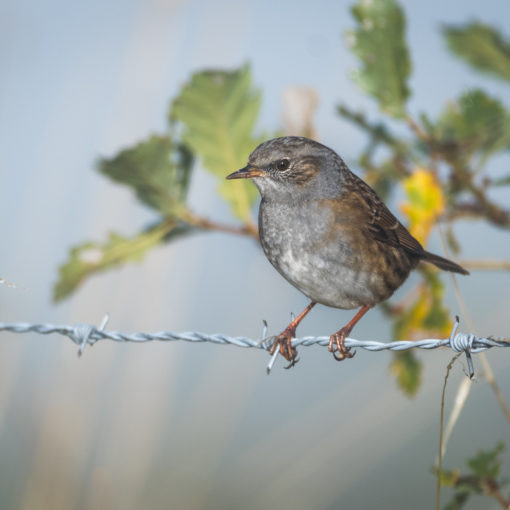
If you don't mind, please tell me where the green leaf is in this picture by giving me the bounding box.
[432,89,510,160]
[98,135,193,217]
[442,492,471,510]
[443,22,510,82]
[438,468,475,510]
[393,270,452,341]
[467,443,505,479]
[171,64,262,221]
[390,351,422,396]
[389,269,454,395]
[53,220,191,301]
[347,0,411,118]
[438,468,461,488]
[438,443,507,509]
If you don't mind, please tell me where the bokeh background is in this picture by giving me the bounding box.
[2,0,510,508]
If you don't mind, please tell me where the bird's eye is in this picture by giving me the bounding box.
[276,159,290,171]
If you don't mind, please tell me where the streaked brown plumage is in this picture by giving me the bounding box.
[227,136,468,367]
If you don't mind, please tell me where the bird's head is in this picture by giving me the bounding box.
[226,136,343,199]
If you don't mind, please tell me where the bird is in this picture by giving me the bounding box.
[226,136,468,367]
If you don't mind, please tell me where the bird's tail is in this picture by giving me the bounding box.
[421,250,469,275]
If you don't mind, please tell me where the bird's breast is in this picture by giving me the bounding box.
[258,199,411,309]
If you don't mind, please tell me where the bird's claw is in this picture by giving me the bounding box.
[284,356,300,369]
[328,331,355,362]
[269,328,299,368]
[332,349,355,361]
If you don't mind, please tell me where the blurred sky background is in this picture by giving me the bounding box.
[2,0,510,509]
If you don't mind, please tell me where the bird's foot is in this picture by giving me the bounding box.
[269,326,299,369]
[328,329,355,362]
[267,302,316,370]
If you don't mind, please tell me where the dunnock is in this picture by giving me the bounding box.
[226,136,468,367]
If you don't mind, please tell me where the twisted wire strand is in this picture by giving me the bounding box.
[0,317,508,376]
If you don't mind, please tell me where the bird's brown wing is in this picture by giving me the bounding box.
[337,170,468,275]
[347,173,424,255]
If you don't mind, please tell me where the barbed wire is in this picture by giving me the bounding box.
[0,316,508,375]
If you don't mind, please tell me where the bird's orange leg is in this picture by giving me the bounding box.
[328,304,372,361]
[270,301,316,369]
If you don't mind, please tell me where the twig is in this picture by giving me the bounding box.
[460,260,510,271]
[180,210,259,240]
[447,161,510,229]
[480,478,510,509]
[406,114,432,144]
[437,352,463,510]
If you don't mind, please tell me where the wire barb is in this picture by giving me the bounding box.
[449,316,474,379]
[0,317,508,375]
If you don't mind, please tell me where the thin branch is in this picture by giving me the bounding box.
[338,104,402,148]
[480,478,510,509]
[403,115,510,231]
[406,114,432,144]
[444,474,510,509]
[437,352,463,510]
[445,202,510,228]
[463,184,510,228]
[460,260,510,271]
[447,159,510,229]
[180,210,259,240]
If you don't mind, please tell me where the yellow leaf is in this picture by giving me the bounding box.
[393,269,453,341]
[400,168,445,245]
[390,351,422,396]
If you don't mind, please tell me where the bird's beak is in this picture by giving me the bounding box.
[226,165,265,180]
